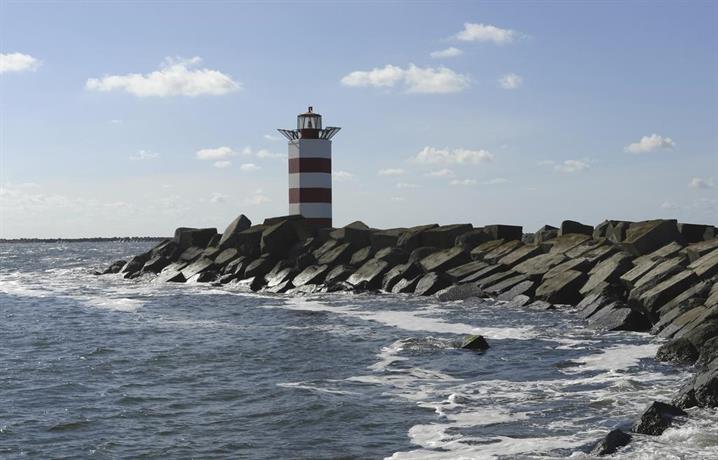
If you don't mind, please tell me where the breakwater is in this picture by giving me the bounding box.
[102,214,718,455]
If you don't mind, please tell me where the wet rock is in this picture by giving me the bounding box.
[576,292,617,319]
[655,279,712,318]
[347,259,390,289]
[469,239,506,261]
[370,228,405,250]
[588,302,651,331]
[590,429,632,456]
[317,242,354,266]
[445,260,489,282]
[419,247,470,273]
[181,257,216,280]
[632,401,687,435]
[435,283,484,301]
[535,225,559,243]
[535,270,588,305]
[193,270,219,283]
[217,273,237,284]
[294,252,317,271]
[243,256,275,279]
[497,244,543,268]
[350,246,375,266]
[236,225,265,258]
[142,255,171,274]
[688,248,718,279]
[460,335,490,350]
[260,220,300,258]
[483,274,529,296]
[475,270,518,290]
[527,300,555,311]
[638,270,698,313]
[173,227,217,250]
[312,239,338,260]
[396,224,438,252]
[673,379,698,409]
[224,256,248,276]
[679,223,715,243]
[697,337,718,368]
[375,247,409,265]
[658,305,709,339]
[514,253,568,279]
[682,319,718,349]
[656,337,699,365]
[121,252,152,278]
[391,275,422,294]
[414,272,452,296]
[265,279,293,293]
[497,280,536,301]
[454,228,490,250]
[382,262,422,291]
[293,264,329,287]
[178,246,204,263]
[559,220,594,236]
[215,248,240,267]
[324,264,354,285]
[484,224,522,241]
[342,220,372,246]
[693,365,718,407]
[507,294,532,307]
[628,257,687,301]
[218,214,251,249]
[409,246,438,264]
[580,253,633,296]
[265,267,297,289]
[421,224,473,249]
[155,264,187,283]
[102,259,126,274]
[622,219,684,256]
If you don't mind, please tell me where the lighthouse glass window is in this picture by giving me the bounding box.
[298,115,322,130]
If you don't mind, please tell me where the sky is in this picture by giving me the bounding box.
[1,0,716,238]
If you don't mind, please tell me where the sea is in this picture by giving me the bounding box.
[1,242,718,459]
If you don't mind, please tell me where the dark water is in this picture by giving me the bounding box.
[1,242,717,459]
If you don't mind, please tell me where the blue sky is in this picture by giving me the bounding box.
[1,1,716,238]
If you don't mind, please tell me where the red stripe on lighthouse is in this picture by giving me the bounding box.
[288,157,332,173]
[288,188,332,203]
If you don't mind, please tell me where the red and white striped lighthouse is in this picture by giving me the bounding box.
[278,107,341,228]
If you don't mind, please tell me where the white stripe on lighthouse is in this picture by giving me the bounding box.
[288,139,332,159]
[289,203,332,219]
[288,172,332,189]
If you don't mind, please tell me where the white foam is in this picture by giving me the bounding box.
[562,343,659,374]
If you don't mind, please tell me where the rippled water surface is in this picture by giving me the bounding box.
[2,242,718,459]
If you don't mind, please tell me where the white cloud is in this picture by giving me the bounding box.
[498,73,522,89]
[455,23,518,45]
[341,64,469,94]
[209,192,228,204]
[450,179,478,186]
[0,52,41,74]
[263,134,281,141]
[333,171,355,181]
[239,163,260,172]
[425,168,455,177]
[689,177,715,189]
[484,177,508,185]
[396,182,419,189]
[624,134,675,154]
[430,47,463,59]
[196,146,238,160]
[129,150,159,161]
[255,148,285,159]
[86,56,240,97]
[244,189,271,205]
[415,146,494,165]
[660,201,679,210]
[213,160,232,168]
[378,168,405,176]
[554,159,590,174]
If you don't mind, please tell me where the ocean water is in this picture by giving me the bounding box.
[1,242,718,460]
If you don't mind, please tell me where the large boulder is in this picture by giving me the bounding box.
[576,292,617,319]
[391,275,422,294]
[317,242,354,266]
[547,234,592,254]
[218,214,251,249]
[215,248,240,267]
[606,220,633,243]
[454,228,490,250]
[260,220,300,258]
[593,220,611,239]
[382,262,422,291]
[374,247,409,265]
[178,246,204,263]
[342,221,372,247]
[292,264,329,287]
[484,224,522,241]
[679,223,715,243]
[173,227,217,250]
[482,240,524,264]
[637,270,698,314]
[535,270,587,305]
[396,224,439,252]
[632,401,687,435]
[697,336,718,368]
[579,253,633,295]
[686,239,718,262]
[693,364,718,407]
[445,260,489,282]
[458,264,506,284]
[590,429,631,456]
[535,225,558,243]
[102,259,126,274]
[633,242,685,266]
[627,257,687,300]
[265,267,297,289]
[588,302,651,331]
[474,270,518,289]
[435,284,484,301]
[559,220,593,236]
[620,259,663,288]
[460,335,490,350]
[656,337,699,365]
[657,305,708,339]
[421,224,473,249]
[419,247,470,273]
[121,252,152,278]
[409,246,439,264]
[236,225,266,258]
[688,248,718,279]
[350,246,375,266]
[497,280,536,301]
[497,244,543,268]
[181,257,216,280]
[543,257,593,279]
[622,219,684,256]
[414,272,452,296]
[243,256,275,279]
[155,264,186,283]
[324,264,354,285]
[483,274,529,296]
[370,228,406,250]
[142,255,171,274]
[513,253,568,279]
[346,259,391,289]
[469,239,506,260]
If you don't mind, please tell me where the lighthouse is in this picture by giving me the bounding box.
[278,107,341,228]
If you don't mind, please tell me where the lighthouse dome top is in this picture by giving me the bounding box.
[278,106,341,141]
[297,106,322,130]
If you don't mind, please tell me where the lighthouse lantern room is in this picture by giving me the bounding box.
[278,107,340,228]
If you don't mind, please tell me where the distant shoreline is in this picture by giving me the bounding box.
[0,237,169,243]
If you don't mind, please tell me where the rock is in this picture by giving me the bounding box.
[682,319,718,349]
[243,257,275,279]
[593,220,611,239]
[382,262,422,291]
[414,272,452,296]
[673,379,698,409]
[312,239,338,259]
[293,264,329,287]
[469,239,506,260]
[214,248,240,267]
[688,248,718,278]
[350,246,375,266]
[181,257,216,280]
[391,275,422,294]
[178,246,204,263]
[527,300,555,311]
[454,229,490,250]
[580,253,633,295]
[638,270,698,314]
[514,253,568,279]
[121,252,152,278]
[535,225,559,243]
[482,240,523,264]
[102,259,126,274]
[693,365,718,407]
[507,294,532,307]
[559,220,594,236]
[633,242,685,267]
[419,247,470,273]
[544,258,593,279]
[590,429,632,456]
[632,401,686,435]
[686,239,718,262]
[375,247,409,265]
[142,255,171,274]
[620,259,663,288]
[420,224,473,249]
[320,264,351,285]
[697,337,718,368]
[656,279,712,319]
[236,225,265,258]
[435,284,484,301]
[475,270,519,290]
[294,252,317,271]
[192,270,219,283]
[547,234,592,255]
[497,280,536,301]
[484,224,522,241]
[396,224,439,252]
[217,273,237,284]
[409,247,438,264]
[265,267,296,289]
[260,220,300,258]
[264,280,294,293]
[658,305,708,338]
[317,242,354,266]
[483,274,529,296]
[370,228,405,250]
[606,220,632,243]
[622,219,684,256]
[458,264,506,284]
[628,257,687,300]
[497,245,543,268]
[224,256,247,276]
[173,227,217,250]
[460,335,490,350]
[576,292,616,319]
[347,259,390,289]
[218,214,252,249]
[342,221,372,246]
[445,260,489,282]
[202,246,222,260]
[155,264,187,283]
[679,223,715,243]
[535,270,588,305]
[656,338,699,365]
[588,302,651,331]
[582,244,620,264]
